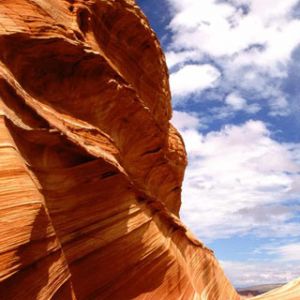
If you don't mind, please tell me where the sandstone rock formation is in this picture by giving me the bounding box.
[0,1,239,299]
[0,1,297,299]
[250,278,300,300]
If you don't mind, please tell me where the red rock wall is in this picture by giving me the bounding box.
[0,1,240,299]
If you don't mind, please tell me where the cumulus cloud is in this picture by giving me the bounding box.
[225,92,261,113]
[171,113,300,240]
[170,64,220,98]
[225,93,247,110]
[165,0,300,286]
[166,50,202,69]
[165,0,300,114]
[167,0,300,68]
[171,110,203,131]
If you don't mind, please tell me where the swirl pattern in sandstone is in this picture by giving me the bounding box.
[0,1,292,299]
[250,278,300,300]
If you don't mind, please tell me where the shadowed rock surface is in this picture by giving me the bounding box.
[0,1,298,299]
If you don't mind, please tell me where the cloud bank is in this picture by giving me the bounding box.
[166,0,300,116]
[163,0,300,286]
[172,112,300,240]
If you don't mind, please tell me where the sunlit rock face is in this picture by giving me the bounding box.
[1,0,292,299]
[250,278,300,300]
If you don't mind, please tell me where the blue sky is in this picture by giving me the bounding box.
[137,0,300,287]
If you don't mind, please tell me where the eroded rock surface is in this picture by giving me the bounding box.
[0,1,294,299]
[250,278,300,300]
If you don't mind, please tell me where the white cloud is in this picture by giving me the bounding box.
[171,110,202,131]
[173,114,300,240]
[225,92,261,113]
[264,242,300,261]
[220,239,300,286]
[269,96,290,116]
[162,0,300,286]
[221,260,300,287]
[221,240,300,285]
[221,242,300,287]
[167,0,300,68]
[166,50,202,69]
[170,64,220,97]
[225,93,247,110]
[166,0,300,114]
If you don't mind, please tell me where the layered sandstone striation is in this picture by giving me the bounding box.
[0,1,296,299]
[0,0,239,299]
[250,278,300,300]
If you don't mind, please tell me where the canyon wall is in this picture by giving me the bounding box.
[0,0,298,299]
[0,0,239,299]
